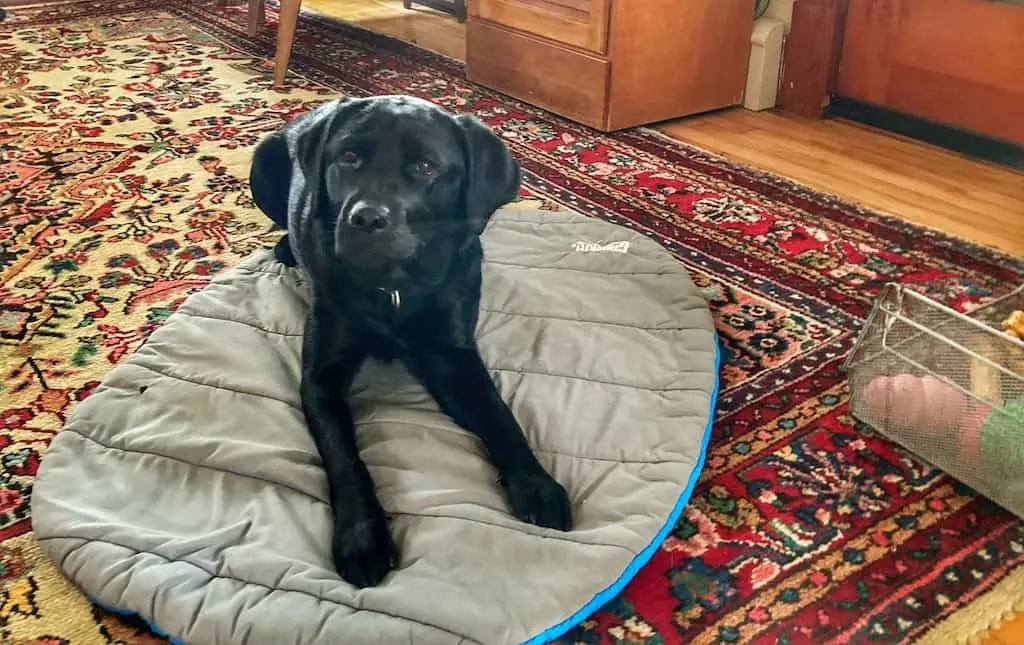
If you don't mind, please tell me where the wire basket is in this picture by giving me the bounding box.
[844,283,1024,517]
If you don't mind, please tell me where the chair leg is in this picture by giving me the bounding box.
[273,0,302,88]
[455,0,466,22]
[403,0,411,7]
[247,0,265,36]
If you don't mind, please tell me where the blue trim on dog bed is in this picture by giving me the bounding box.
[522,334,722,645]
[93,600,187,645]
[90,336,722,645]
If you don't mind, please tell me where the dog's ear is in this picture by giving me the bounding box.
[456,114,521,234]
[249,131,292,229]
[249,98,349,229]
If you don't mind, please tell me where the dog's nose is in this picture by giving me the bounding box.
[345,203,391,233]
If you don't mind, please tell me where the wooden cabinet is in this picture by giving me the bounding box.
[473,0,611,52]
[467,0,754,131]
[836,0,1024,145]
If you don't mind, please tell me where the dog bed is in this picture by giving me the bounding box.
[32,206,720,645]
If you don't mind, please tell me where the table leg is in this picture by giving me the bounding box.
[273,0,302,88]
[247,0,265,36]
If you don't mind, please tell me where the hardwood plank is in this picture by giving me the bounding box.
[988,614,1024,645]
[304,0,466,59]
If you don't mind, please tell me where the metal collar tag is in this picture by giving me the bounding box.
[378,288,401,312]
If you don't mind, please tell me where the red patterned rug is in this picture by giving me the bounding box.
[2,1,1024,643]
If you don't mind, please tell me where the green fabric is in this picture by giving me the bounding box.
[981,398,1024,480]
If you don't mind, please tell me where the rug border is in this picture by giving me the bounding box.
[915,566,1024,645]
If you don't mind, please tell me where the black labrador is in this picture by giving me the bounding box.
[249,95,573,588]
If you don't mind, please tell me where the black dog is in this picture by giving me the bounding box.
[249,95,573,588]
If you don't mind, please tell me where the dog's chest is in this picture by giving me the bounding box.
[351,289,419,360]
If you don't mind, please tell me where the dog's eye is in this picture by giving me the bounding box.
[340,151,362,167]
[412,160,438,177]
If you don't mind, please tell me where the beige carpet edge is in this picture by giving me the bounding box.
[916,564,1024,645]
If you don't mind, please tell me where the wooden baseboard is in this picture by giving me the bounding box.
[827,96,1024,169]
[405,0,465,22]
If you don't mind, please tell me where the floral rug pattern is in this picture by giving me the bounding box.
[2,1,1024,643]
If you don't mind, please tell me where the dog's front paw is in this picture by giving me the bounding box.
[332,512,398,588]
[503,467,573,531]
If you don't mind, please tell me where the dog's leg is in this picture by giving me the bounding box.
[301,309,396,587]
[406,347,573,531]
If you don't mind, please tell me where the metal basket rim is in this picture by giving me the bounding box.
[842,282,1024,373]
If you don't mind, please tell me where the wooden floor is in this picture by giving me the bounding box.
[989,614,1024,645]
[302,0,1024,259]
[304,0,467,59]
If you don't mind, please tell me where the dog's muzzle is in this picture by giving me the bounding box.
[343,200,392,234]
[332,199,418,266]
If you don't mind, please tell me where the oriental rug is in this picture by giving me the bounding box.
[2,1,1024,643]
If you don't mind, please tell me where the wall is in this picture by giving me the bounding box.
[764,0,795,31]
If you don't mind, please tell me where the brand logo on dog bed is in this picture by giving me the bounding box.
[572,241,630,253]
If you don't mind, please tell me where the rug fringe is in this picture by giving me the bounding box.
[915,565,1024,644]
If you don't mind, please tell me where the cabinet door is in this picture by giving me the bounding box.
[837,0,1024,144]
[471,0,612,53]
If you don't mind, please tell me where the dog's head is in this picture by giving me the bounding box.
[249,95,521,285]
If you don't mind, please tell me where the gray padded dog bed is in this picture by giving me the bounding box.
[32,207,720,645]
